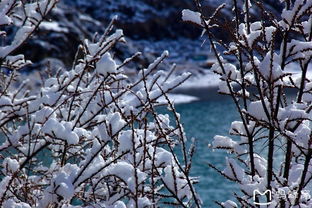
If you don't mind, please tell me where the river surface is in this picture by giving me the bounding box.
[168,97,240,207]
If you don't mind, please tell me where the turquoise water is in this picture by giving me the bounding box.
[0,97,239,207]
[174,99,239,207]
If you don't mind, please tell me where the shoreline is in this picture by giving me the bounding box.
[173,86,224,101]
[173,86,299,102]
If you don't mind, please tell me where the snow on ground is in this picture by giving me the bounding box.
[177,63,312,90]
[284,63,312,78]
[39,21,69,33]
[283,63,312,87]
[177,71,221,89]
[158,93,199,104]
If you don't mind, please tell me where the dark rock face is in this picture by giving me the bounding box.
[63,0,201,40]
[13,0,204,69]
[61,0,284,40]
[7,0,283,71]
[13,3,104,69]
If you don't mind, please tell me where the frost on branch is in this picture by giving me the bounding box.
[0,1,200,207]
[0,0,58,71]
[182,9,202,26]
[185,0,312,207]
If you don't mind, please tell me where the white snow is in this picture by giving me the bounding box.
[221,200,238,208]
[157,93,199,104]
[265,26,276,42]
[248,100,269,121]
[0,96,12,106]
[283,63,312,87]
[218,81,232,94]
[177,71,221,89]
[96,53,117,76]
[42,118,79,145]
[3,199,31,208]
[182,9,202,26]
[39,21,69,33]
[223,158,245,182]
[258,52,283,81]
[3,158,19,172]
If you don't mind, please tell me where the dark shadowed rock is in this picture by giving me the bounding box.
[63,0,202,39]
[6,0,283,71]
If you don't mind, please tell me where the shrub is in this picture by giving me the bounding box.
[183,0,312,207]
[0,0,200,207]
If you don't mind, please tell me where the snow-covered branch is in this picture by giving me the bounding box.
[0,1,201,207]
[184,0,312,207]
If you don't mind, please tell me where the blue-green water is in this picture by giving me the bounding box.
[0,97,239,207]
[174,99,239,207]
